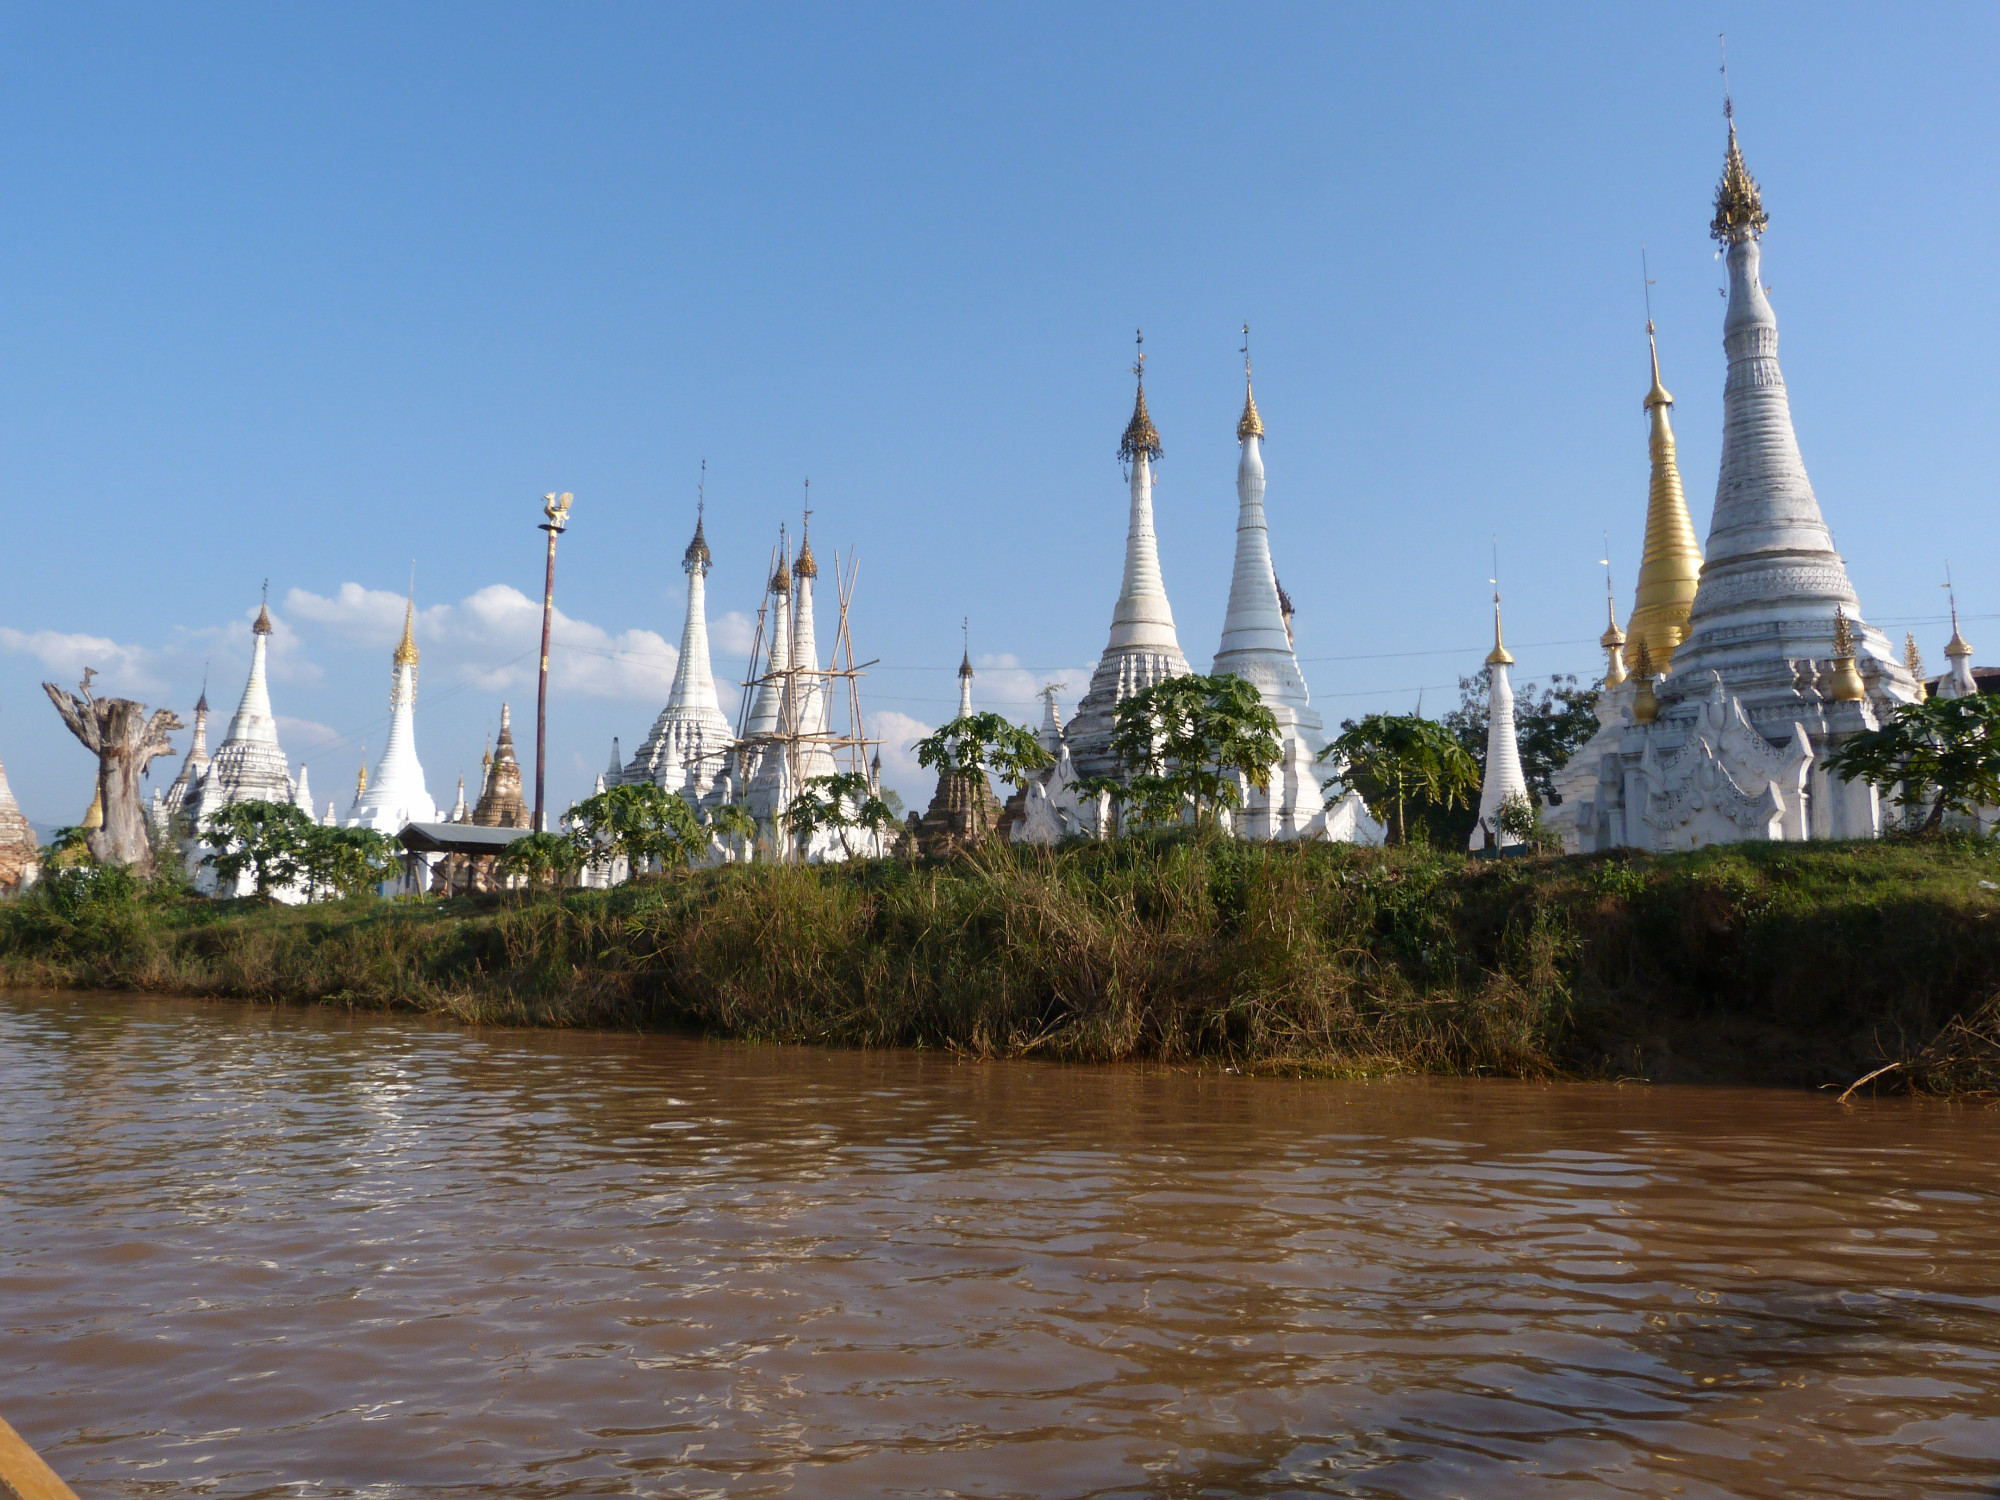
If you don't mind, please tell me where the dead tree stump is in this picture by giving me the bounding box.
[44,672,183,873]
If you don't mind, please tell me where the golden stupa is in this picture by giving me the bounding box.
[1622,323,1704,673]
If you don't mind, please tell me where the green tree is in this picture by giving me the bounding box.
[500,830,584,893]
[1107,672,1281,830]
[1320,714,1480,846]
[42,825,94,870]
[296,824,400,901]
[785,771,894,859]
[200,800,315,897]
[1824,694,2000,833]
[914,711,1054,792]
[1444,672,1603,805]
[566,782,706,877]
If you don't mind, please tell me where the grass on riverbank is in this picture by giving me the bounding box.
[5,834,2000,1091]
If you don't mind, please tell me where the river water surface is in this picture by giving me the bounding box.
[4,992,1999,1498]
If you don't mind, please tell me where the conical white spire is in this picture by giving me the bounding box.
[1066,334,1192,781]
[1212,355,1322,755]
[1668,119,1916,719]
[787,517,837,781]
[184,590,301,886]
[225,601,280,747]
[350,595,437,830]
[957,640,975,721]
[626,496,736,800]
[163,686,211,818]
[743,549,792,740]
[1471,601,1529,849]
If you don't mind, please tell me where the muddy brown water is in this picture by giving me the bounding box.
[3,992,1999,1498]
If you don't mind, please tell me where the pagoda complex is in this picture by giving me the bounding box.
[1551,109,1921,852]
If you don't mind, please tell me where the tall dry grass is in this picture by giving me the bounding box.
[7,832,2000,1088]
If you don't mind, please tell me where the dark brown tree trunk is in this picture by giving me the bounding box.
[43,681,183,874]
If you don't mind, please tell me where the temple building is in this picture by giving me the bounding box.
[1065,336,1192,784]
[0,751,39,892]
[1553,113,1920,852]
[430,703,531,895]
[622,502,736,808]
[1210,355,1328,839]
[1469,600,1529,850]
[183,595,316,892]
[348,598,439,832]
[913,646,1004,854]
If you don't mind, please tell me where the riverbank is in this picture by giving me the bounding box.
[4,835,1999,1090]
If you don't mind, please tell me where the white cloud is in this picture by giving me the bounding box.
[285,582,679,703]
[869,709,936,799]
[713,610,759,658]
[0,628,168,694]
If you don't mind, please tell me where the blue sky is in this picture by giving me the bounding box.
[3,5,1996,824]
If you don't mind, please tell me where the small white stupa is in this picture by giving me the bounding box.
[1470,593,1529,851]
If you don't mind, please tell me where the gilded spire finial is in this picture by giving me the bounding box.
[959,616,972,678]
[684,461,713,574]
[254,579,273,635]
[393,597,419,667]
[1118,328,1162,464]
[1710,41,1768,244]
[794,480,817,578]
[1641,248,1671,410]
[1600,537,1628,688]
[1236,322,1263,440]
[771,526,792,595]
[1945,563,1972,658]
[1486,542,1513,667]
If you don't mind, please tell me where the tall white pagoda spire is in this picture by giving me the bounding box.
[1066,331,1192,780]
[350,593,438,831]
[624,476,736,804]
[184,588,305,888]
[743,543,792,742]
[1470,589,1529,850]
[786,502,837,782]
[188,592,296,815]
[1211,330,1324,756]
[162,682,211,821]
[1666,109,1916,721]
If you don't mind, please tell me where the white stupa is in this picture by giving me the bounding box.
[184,593,307,892]
[623,498,735,806]
[349,598,438,832]
[1210,351,1327,839]
[1469,600,1529,850]
[1066,333,1191,781]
